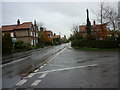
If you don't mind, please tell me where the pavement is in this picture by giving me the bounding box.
[10,43,119,88]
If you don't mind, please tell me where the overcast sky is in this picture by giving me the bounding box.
[1,1,118,37]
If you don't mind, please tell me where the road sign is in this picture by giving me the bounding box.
[12,38,16,42]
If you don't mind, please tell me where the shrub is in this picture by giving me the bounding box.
[71,40,119,49]
[15,40,33,52]
[2,33,13,55]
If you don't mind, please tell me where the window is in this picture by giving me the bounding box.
[11,32,14,37]
[31,40,33,45]
[31,32,33,36]
[48,34,51,38]
[36,33,38,37]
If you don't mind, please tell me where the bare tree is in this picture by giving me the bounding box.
[103,5,118,30]
[97,2,118,31]
[71,24,79,34]
[71,24,83,40]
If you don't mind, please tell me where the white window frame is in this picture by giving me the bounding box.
[11,32,14,37]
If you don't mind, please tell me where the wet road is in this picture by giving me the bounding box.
[2,43,68,88]
[10,43,119,88]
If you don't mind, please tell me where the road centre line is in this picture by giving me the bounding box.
[16,79,27,86]
[31,80,41,86]
[39,72,48,78]
[35,64,98,74]
[27,73,35,78]
[34,69,39,72]
[40,66,43,69]
[47,61,50,63]
[47,47,67,62]
[38,47,67,70]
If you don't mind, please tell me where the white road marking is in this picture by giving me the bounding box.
[31,80,41,86]
[40,66,43,69]
[36,64,98,74]
[16,79,27,86]
[47,61,49,63]
[45,47,67,63]
[27,73,35,78]
[34,69,39,72]
[39,73,48,78]
[44,64,47,66]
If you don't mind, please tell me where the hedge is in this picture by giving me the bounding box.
[71,40,120,48]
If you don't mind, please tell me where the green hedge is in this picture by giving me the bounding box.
[71,40,120,48]
[15,41,33,52]
[2,33,13,55]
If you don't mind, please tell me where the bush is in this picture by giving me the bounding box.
[2,33,13,55]
[53,38,61,45]
[15,41,33,52]
[71,40,119,49]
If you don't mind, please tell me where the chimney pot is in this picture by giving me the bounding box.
[17,19,20,25]
[93,20,96,25]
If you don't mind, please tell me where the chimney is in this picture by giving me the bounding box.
[93,20,96,25]
[54,33,56,36]
[17,19,20,25]
[40,27,43,31]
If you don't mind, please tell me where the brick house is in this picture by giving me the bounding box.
[53,33,61,40]
[79,21,107,39]
[41,30,53,43]
[1,19,38,46]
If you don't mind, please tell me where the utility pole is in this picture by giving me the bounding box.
[100,2,104,39]
[118,1,120,30]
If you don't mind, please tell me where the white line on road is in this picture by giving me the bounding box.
[27,73,35,78]
[16,79,27,86]
[39,73,48,78]
[47,61,50,63]
[34,69,39,72]
[37,47,67,70]
[47,47,67,62]
[39,66,43,69]
[36,64,98,74]
[43,64,47,66]
[31,80,41,86]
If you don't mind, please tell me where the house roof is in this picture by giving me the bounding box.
[79,23,107,32]
[44,30,52,33]
[1,22,33,31]
[53,35,61,38]
[15,22,32,29]
[1,25,17,31]
[42,30,53,34]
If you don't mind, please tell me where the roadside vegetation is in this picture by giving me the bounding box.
[2,32,69,56]
[70,2,120,50]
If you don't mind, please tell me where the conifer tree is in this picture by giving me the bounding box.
[86,9,91,35]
